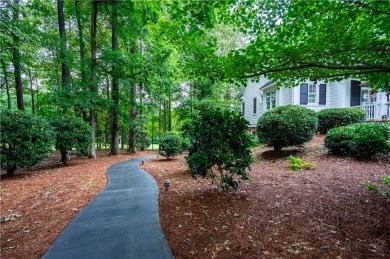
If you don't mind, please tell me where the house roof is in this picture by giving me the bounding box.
[260,80,275,89]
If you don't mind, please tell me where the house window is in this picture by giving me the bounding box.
[266,90,276,110]
[308,84,316,104]
[241,102,245,115]
[253,97,257,114]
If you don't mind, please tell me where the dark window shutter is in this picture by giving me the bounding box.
[300,84,308,105]
[319,84,326,105]
[350,80,361,106]
[241,102,245,115]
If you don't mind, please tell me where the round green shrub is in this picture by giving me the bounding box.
[0,112,55,175]
[325,122,390,159]
[159,132,182,158]
[51,116,91,164]
[317,108,365,133]
[256,105,318,151]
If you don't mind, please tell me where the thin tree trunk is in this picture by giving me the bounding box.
[1,61,11,111]
[89,0,98,158]
[57,0,70,90]
[28,67,35,113]
[110,0,119,155]
[12,0,24,111]
[168,91,172,131]
[75,0,88,121]
[128,82,137,153]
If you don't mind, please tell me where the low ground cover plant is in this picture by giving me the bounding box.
[288,155,315,170]
[256,105,318,151]
[364,176,390,196]
[324,122,390,159]
[317,108,365,133]
[0,111,55,175]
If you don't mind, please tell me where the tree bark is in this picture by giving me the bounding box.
[89,0,98,158]
[12,0,24,111]
[109,0,119,155]
[28,67,35,113]
[57,0,70,90]
[128,82,137,153]
[1,61,11,111]
[75,0,88,121]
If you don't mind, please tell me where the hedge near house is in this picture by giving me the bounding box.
[256,105,318,151]
[51,116,91,164]
[317,108,365,133]
[185,108,253,190]
[0,112,55,175]
[325,122,390,159]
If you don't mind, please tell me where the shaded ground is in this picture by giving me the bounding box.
[141,135,390,258]
[0,150,156,259]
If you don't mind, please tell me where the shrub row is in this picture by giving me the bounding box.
[0,112,91,175]
[317,108,365,133]
[324,122,390,159]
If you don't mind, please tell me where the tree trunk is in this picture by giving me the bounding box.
[7,164,17,176]
[109,0,119,155]
[1,61,11,111]
[89,0,98,158]
[12,0,24,111]
[75,0,88,122]
[28,68,35,113]
[60,149,70,165]
[57,0,70,90]
[128,82,137,153]
[168,91,172,131]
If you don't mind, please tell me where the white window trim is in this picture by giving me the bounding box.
[307,83,320,107]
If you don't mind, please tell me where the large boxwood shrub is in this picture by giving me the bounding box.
[0,112,55,175]
[317,108,365,133]
[325,122,390,159]
[159,132,182,158]
[256,105,318,151]
[51,116,91,164]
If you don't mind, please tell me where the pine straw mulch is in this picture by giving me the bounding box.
[0,150,157,259]
[140,135,390,259]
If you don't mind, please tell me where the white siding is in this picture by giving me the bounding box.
[328,81,340,108]
[241,79,265,126]
[282,87,292,105]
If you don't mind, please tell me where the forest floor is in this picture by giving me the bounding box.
[1,135,389,259]
[140,135,390,259]
[0,150,156,259]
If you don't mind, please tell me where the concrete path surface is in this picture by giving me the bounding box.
[42,156,174,259]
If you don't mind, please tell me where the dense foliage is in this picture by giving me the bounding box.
[51,117,91,164]
[159,132,182,159]
[256,105,318,151]
[135,130,150,151]
[317,108,366,133]
[185,108,253,190]
[325,123,390,159]
[0,112,55,175]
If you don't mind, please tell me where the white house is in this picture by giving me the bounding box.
[239,77,390,134]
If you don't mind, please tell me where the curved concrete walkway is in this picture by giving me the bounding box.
[42,156,174,259]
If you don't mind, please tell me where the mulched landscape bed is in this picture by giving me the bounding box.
[1,136,389,258]
[141,135,390,258]
[0,150,156,259]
